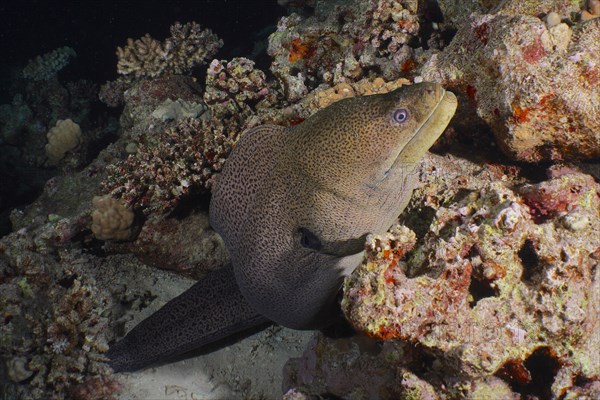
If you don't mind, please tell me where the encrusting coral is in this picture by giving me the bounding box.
[45,119,82,165]
[22,46,76,81]
[304,76,410,110]
[339,170,599,398]
[91,195,135,241]
[116,21,223,80]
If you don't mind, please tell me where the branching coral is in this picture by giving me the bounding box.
[22,47,76,81]
[101,116,239,214]
[45,119,82,165]
[91,195,135,241]
[116,22,223,80]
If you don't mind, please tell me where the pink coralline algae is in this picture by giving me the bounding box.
[421,14,600,162]
[340,169,599,398]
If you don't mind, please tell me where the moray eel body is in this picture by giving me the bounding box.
[108,83,457,372]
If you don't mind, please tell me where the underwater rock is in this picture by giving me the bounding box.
[341,164,598,396]
[102,211,229,278]
[151,98,207,122]
[421,14,600,162]
[119,75,202,129]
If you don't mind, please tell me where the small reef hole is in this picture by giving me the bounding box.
[524,347,561,399]
[468,274,497,308]
[496,347,561,400]
[467,246,499,308]
[58,272,78,289]
[518,239,542,286]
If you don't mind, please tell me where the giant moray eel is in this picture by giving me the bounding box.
[107,82,457,372]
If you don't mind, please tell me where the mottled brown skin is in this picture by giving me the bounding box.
[108,82,457,372]
[210,82,457,328]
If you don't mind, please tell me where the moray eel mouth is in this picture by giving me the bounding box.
[395,85,458,166]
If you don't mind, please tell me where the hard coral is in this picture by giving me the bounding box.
[45,119,82,165]
[116,22,223,80]
[204,57,278,120]
[22,47,76,81]
[421,14,600,162]
[91,195,134,241]
[305,76,410,110]
[0,230,115,399]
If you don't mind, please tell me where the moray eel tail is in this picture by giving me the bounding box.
[107,264,269,372]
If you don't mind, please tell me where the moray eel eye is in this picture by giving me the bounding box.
[392,108,409,124]
[299,227,323,251]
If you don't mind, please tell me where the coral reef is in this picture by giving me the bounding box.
[0,94,33,144]
[98,78,131,108]
[101,116,237,215]
[22,46,76,81]
[116,22,223,80]
[421,14,600,162]
[45,118,82,165]
[90,195,135,241]
[0,227,118,400]
[267,0,421,102]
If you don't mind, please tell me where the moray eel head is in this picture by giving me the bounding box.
[210,82,457,329]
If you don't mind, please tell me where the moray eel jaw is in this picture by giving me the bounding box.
[395,84,457,164]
